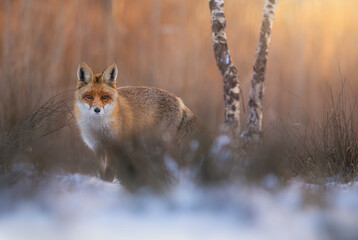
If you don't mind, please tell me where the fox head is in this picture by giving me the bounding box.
[75,62,118,117]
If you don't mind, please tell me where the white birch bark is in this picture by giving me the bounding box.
[242,0,278,141]
[209,0,241,137]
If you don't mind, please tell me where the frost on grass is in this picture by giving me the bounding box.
[1,163,358,240]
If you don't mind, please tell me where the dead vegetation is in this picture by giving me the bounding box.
[0,94,72,172]
[282,79,358,183]
[0,78,357,191]
[1,1,358,190]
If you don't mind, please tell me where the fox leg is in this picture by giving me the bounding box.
[98,152,115,182]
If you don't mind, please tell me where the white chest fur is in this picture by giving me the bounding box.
[76,102,117,151]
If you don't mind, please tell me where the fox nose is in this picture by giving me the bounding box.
[94,107,101,113]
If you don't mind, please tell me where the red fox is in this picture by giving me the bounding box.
[74,62,199,181]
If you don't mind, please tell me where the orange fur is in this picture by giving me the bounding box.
[74,62,199,181]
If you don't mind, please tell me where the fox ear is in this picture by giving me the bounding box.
[77,62,93,86]
[102,63,118,87]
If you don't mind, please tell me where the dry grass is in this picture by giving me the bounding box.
[0,94,72,172]
[282,79,358,183]
[1,0,358,189]
[0,78,357,190]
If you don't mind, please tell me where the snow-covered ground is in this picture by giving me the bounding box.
[1,164,358,240]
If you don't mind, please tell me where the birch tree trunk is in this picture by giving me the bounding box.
[242,0,278,141]
[209,0,241,137]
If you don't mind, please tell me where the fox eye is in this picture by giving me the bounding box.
[101,95,108,100]
[85,95,93,100]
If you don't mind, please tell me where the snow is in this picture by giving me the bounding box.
[1,164,358,240]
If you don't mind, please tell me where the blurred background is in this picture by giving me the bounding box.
[1,1,358,238]
[2,0,358,129]
[1,0,358,172]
